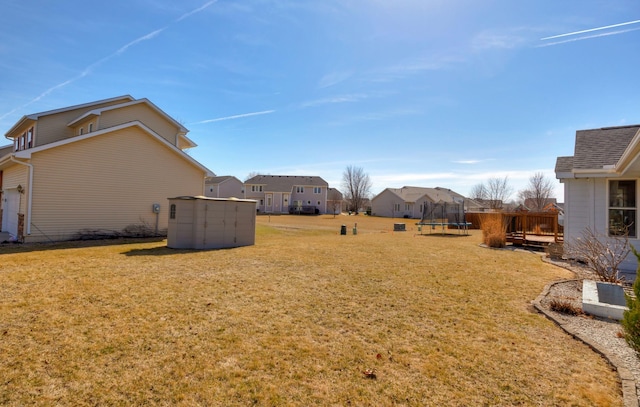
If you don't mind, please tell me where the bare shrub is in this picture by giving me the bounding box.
[549,299,583,316]
[563,227,630,283]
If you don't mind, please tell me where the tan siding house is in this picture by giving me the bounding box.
[0,96,213,242]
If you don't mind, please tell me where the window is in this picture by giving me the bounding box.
[313,187,321,194]
[79,127,84,135]
[296,186,304,193]
[14,126,35,152]
[405,204,411,211]
[170,204,176,219]
[317,201,321,206]
[251,185,263,192]
[609,180,636,237]
[88,123,94,132]
[394,203,400,211]
[26,127,33,148]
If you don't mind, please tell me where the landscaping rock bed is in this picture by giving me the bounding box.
[536,257,640,407]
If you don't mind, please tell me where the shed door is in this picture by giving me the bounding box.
[2,189,20,236]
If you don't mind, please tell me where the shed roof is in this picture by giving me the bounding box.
[169,195,256,203]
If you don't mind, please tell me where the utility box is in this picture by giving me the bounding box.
[167,196,257,249]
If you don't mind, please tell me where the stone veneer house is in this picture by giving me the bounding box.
[0,95,213,242]
[555,124,640,274]
[244,175,329,214]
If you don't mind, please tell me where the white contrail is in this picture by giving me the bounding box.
[194,110,276,124]
[178,0,217,22]
[1,1,217,120]
[541,19,640,41]
[537,27,640,47]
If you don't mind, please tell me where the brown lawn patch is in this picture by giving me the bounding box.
[0,215,622,406]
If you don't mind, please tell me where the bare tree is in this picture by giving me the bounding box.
[342,165,372,215]
[471,177,512,209]
[518,172,555,211]
[469,183,488,201]
[486,176,513,209]
[245,171,260,181]
[327,188,343,218]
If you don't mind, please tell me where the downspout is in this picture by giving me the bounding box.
[8,156,33,235]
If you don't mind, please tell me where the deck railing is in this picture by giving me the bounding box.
[502,212,563,244]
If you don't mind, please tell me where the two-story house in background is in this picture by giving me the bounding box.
[204,175,245,199]
[0,95,213,242]
[244,175,329,214]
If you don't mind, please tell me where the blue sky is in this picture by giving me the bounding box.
[1,1,639,201]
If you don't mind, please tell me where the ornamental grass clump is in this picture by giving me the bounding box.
[478,213,507,248]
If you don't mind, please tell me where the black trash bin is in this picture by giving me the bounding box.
[340,225,347,235]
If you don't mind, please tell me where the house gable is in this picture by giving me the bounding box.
[556,125,640,179]
[4,96,194,153]
[555,124,640,273]
[26,125,207,242]
[0,97,214,242]
[5,95,135,148]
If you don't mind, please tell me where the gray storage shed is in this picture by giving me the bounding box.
[167,196,257,249]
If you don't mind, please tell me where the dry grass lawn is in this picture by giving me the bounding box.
[0,215,623,406]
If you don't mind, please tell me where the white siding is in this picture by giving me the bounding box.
[564,178,592,244]
[565,177,639,272]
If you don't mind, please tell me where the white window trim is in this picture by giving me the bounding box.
[607,179,637,238]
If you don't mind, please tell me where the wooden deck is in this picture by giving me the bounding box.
[506,232,561,247]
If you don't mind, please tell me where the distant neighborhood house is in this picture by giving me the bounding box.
[0,95,213,242]
[244,175,329,214]
[555,124,640,273]
[327,187,344,215]
[371,186,474,219]
[205,175,244,199]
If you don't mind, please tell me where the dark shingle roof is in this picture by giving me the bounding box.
[555,156,574,173]
[244,175,328,192]
[205,175,238,184]
[572,125,640,170]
